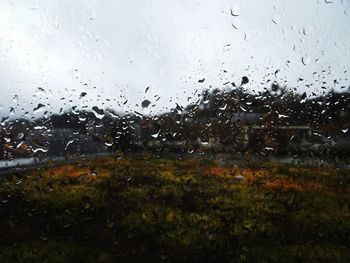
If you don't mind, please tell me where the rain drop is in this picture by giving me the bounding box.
[29,145,48,154]
[92,106,105,119]
[36,87,46,95]
[151,130,161,139]
[230,6,240,17]
[33,103,46,113]
[271,15,280,25]
[301,55,311,65]
[142,100,151,108]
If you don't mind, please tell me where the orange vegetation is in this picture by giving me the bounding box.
[46,165,92,178]
[209,167,233,177]
[239,169,269,181]
[209,165,323,192]
[209,166,269,180]
[263,179,322,192]
[264,179,302,191]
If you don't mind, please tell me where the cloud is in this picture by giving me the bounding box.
[0,0,349,118]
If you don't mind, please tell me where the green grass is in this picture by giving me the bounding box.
[0,155,349,262]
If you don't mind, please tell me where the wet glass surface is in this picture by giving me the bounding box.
[0,1,350,262]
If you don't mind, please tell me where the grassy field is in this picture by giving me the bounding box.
[0,153,349,262]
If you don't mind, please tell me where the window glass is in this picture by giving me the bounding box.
[1,1,349,261]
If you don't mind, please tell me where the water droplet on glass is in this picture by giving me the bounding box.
[271,15,280,25]
[12,95,18,103]
[241,76,249,85]
[33,103,46,113]
[142,100,151,108]
[278,114,288,119]
[34,126,47,130]
[230,6,240,17]
[302,26,312,36]
[65,140,75,151]
[1,117,9,127]
[16,141,24,149]
[36,87,46,95]
[29,145,48,154]
[231,20,241,30]
[151,130,161,139]
[17,133,25,140]
[92,106,105,119]
[105,142,113,147]
[301,55,311,65]
[80,92,87,99]
[219,104,227,111]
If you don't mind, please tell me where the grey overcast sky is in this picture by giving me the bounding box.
[0,0,349,118]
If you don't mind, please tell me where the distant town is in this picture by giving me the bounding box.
[1,82,350,161]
